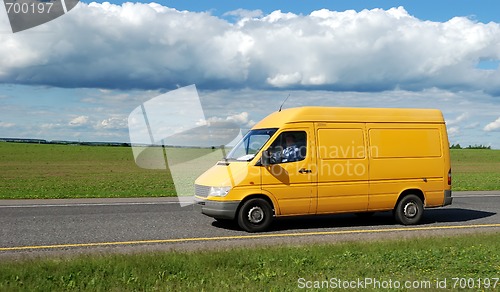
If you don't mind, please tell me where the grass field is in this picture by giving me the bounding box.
[1,233,499,290]
[0,142,499,199]
[0,143,177,199]
[450,149,500,191]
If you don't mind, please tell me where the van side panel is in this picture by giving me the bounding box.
[370,128,442,158]
[315,123,369,213]
[367,124,446,210]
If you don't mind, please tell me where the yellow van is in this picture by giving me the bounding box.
[194,107,452,232]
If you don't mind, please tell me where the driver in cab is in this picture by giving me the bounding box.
[271,133,302,163]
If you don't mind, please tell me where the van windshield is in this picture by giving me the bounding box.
[226,128,278,161]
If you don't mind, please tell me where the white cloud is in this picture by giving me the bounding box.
[223,9,263,19]
[484,117,500,131]
[447,126,460,137]
[226,112,249,124]
[267,72,302,87]
[69,115,89,126]
[0,3,499,93]
[447,112,469,126]
[0,122,15,128]
[205,111,255,128]
[261,10,298,23]
[95,116,127,129]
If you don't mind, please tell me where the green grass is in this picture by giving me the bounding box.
[1,233,499,291]
[451,149,500,191]
[0,143,177,199]
[0,143,499,199]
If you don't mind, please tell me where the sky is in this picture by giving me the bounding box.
[0,0,500,148]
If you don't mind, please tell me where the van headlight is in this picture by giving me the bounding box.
[208,186,231,197]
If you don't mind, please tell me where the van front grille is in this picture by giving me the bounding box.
[195,184,210,198]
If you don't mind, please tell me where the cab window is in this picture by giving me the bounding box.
[269,131,307,164]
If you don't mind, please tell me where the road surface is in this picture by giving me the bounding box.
[1,191,499,258]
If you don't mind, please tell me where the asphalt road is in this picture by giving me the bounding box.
[1,191,499,257]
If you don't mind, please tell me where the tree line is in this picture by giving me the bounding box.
[450,144,491,149]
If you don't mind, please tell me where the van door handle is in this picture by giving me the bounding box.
[298,168,312,174]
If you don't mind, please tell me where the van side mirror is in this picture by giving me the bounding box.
[260,149,271,166]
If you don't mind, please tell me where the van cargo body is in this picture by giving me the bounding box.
[194,107,452,232]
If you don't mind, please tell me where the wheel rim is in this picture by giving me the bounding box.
[403,201,418,218]
[247,206,264,224]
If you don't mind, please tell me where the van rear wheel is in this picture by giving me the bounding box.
[237,198,273,232]
[394,194,423,225]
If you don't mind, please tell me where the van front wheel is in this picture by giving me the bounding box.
[237,198,273,232]
[394,194,423,225]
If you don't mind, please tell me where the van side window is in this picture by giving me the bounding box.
[269,131,307,164]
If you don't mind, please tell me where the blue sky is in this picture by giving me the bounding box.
[111,0,500,23]
[0,0,500,147]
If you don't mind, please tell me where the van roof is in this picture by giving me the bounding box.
[253,106,445,129]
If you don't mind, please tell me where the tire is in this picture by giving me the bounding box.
[394,194,423,225]
[237,198,273,232]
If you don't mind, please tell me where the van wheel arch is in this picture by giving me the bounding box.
[237,194,276,217]
[395,189,425,209]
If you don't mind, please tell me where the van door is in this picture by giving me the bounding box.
[261,124,317,215]
[314,123,369,213]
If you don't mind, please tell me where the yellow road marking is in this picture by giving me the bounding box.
[1,223,499,252]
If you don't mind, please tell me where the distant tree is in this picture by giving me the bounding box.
[465,144,491,149]
[450,144,462,149]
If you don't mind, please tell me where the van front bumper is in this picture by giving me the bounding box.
[444,190,453,206]
[195,197,240,220]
